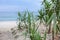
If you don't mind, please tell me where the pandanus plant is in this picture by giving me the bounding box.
[22,11,47,40]
[17,11,27,30]
[28,12,47,40]
[38,0,60,40]
[51,0,60,40]
[38,0,54,34]
[52,0,60,33]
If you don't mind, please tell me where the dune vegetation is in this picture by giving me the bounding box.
[11,0,60,40]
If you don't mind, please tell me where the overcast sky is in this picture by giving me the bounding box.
[0,0,43,12]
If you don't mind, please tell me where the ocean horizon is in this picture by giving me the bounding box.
[0,11,18,21]
[0,11,38,21]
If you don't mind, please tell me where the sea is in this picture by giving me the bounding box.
[0,11,38,21]
[0,11,18,21]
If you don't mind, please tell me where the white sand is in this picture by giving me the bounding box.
[0,21,17,40]
[0,21,17,31]
[0,21,52,40]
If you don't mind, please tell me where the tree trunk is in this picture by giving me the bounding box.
[52,27,54,40]
[48,23,51,34]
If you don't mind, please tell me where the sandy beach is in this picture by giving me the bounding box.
[0,21,52,40]
[0,21,17,31]
[0,21,30,40]
[0,21,17,40]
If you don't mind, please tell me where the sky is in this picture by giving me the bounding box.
[0,0,43,12]
[0,0,43,21]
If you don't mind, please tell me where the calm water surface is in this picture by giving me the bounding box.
[0,11,38,21]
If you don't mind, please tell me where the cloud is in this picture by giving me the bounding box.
[0,0,43,12]
[0,5,19,12]
[0,5,31,12]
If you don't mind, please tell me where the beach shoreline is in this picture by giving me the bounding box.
[0,21,17,31]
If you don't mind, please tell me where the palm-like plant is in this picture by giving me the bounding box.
[44,0,60,40]
[23,11,47,40]
[38,0,60,40]
[18,12,21,30]
[17,11,27,30]
[52,0,60,40]
[38,0,54,34]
